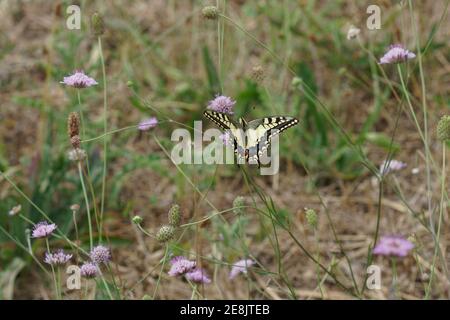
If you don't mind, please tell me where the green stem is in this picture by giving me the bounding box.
[425,144,446,299]
[98,36,108,242]
[78,161,93,250]
[408,0,432,219]
[77,90,86,139]
[152,244,169,299]
[81,125,138,143]
[391,257,398,299]
[46,238,59,300]
[0,170,88,256]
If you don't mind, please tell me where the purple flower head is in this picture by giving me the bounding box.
[44,250,72,266]
[229,259,255,279]
[185,268,211,284]
[207,95,236,114]
[61,70,98,88]
[373,236,414,257]
[138,117,158,131]
[32,221,57,238]
[168,256,196,277]
[80,262,99,278]
[380,159,407,176]
[89,245,111,264]
[379,44,416,64]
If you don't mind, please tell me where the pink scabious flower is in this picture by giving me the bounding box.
[229,259,255,279]
[61,70,98,88]
[168,256,196,277]
[373,236,414,257]
[207,95,236,114]
[185,268,211,284]
[138,117,158,131]
[44,250,72,266]
[380,159,407,176]
[379,44,416,64]
[32,221,57,238]
[80,262,99,278]
[89,245,111,264]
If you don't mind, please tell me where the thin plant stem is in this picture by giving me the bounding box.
[0,170,88,256]
[98,35,108,243]
[425,144,446,299]
[408,0,432,218]
[81,125,139,143]
[77,90,86,139]
[152,244,169,299]
[78,161,93,250]
[46,238,60,299]
[391,257,398,299]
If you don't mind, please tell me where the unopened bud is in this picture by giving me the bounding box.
[91,12,105,36]
[168,204,181,227]
[202,6,219,19]
[156,225,175,243]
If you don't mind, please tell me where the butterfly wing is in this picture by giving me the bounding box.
[245,116,299,164]
[203,110,246,162]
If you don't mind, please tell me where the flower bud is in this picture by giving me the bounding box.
[291,77,302,88]
[156,225,175,243]
[202,6,219,19]
[305,208,318,230]
[233,196,246,215]
[132,215,143,225]
[437,115,450,141]
[91,12,105,36]
[168,204,181,227]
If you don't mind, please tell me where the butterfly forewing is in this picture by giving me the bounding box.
[203,110,246,159]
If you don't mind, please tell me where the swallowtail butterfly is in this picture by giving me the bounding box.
[204,110,299,166]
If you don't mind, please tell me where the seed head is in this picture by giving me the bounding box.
[156,225,175,243]
[202,6,219,19]
[168,204,181,227]
[68,148,87,162]
[67,112,80,138]
[70,135,81,149]
[305,208,318,230]
[251,65,264,83]
[233,196,246,215]
[91,12,105,36]
[437,115,450,141]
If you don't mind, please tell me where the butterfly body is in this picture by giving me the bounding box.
[204,110,299,166]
